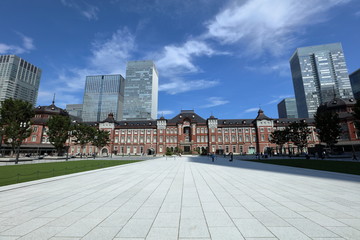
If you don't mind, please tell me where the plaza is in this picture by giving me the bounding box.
[0,156,360,239]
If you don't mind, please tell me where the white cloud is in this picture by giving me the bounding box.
[152,39,227,94]
[244,107,259,113]
[89,28,135,74]
[38,28,135,106]
[157,110,174,116]
[60,0,99,20]
[156,40,220,76]
[266,95,294,105]
[0,33,35,54]
[200,97,229,108]
[245,61,290,77]
[159,78,219,95]
[206,0,352,56]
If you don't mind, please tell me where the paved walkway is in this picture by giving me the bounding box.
[0,156,360,240]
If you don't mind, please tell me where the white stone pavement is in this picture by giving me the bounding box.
[0,156,360,240]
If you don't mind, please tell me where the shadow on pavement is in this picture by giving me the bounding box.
[186,155,360,183]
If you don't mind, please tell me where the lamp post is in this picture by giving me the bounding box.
[93,135,98,159]
[15,122,28,164]
[66,130,72,161]
[0,127,3,157]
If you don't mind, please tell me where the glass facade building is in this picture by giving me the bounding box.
[290,43,353,118]
[66,104,83,118]
[350,69,360,100]
[123,60,158,120]
[82,74,125,122]
[0,55,42,105]
[277,98,298,118]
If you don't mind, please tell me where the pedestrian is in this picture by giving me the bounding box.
[229,152,233,162]
[211,153,215,162]
[353,153,357,160]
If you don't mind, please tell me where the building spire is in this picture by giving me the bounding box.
[52,93,56,105]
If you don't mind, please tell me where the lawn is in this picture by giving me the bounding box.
[0,160,141,186]
[245,158,360,175]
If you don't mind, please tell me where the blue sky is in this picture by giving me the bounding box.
[1,0,359,119]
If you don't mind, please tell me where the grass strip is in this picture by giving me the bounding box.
[243,159,360,175]
[0,160,141,186]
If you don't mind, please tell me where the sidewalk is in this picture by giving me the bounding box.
[0,156,360,239]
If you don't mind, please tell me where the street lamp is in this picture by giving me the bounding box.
[93,135,98,159]
[15,122,29,164]
[0,127,3,157]
[66,130,72,161]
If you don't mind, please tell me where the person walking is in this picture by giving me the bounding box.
[211,153,215,162]
[229,152,233,162]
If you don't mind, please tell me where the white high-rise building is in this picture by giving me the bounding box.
[0,55,42,105]
[123,60,158,120]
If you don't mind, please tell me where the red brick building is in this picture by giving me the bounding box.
[67,109,319,156]
[3,99,360,157]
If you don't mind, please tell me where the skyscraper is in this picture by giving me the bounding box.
[349,69,360,100]
[66,104,83,118]
[123,60,158,120]
[290,43,353,118]
[82,74,125,122]
[0,55,42,105]
[277,98,298,118]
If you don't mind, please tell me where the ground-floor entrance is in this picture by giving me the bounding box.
[183,146,191,153]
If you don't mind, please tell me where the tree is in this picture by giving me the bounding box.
[91,129,110,157]
[353,100,360,132]
[314,105,341,152]
[270,128,289,155]
[47,115,72,156]
[0,99,34,164]
[288,121,311,154]
[71,123,94,157]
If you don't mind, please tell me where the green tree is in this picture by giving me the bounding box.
[270,128,289,155]
[71,123,95,157]
[314,105,341,152]
[353,100,360,132]
[288,121,311,154]
[0,99,34,164]
[91,129,110,157]
[166,147,173,156]
[47,115,72,156]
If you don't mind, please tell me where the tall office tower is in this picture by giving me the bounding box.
[0,55,42,105]
[290,43,353,118]
[66,104,83,118]
[277,98,298,118]
[123,60,158,120]
[350,69,360,100]
[81,74,125,122]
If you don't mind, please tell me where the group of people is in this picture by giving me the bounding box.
[210,152,234,162]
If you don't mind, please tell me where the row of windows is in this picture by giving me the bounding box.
[112,127,275,135]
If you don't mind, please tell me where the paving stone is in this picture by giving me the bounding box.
[204,211,234,227]
[287,218,340,238]
[153,212,180,227]
[81,226,121,240]
[146,227,178,240]
[233,219,274,238]
[209,226,245,240]
[116,219,153,238]
[326,226,360,240]
[268,226,311,240]
[179,218,210,238]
